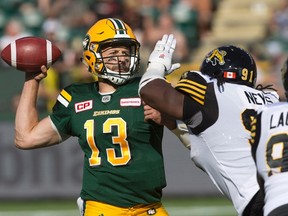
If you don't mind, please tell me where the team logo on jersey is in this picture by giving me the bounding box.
[206,49,226,66]
[75,100,93,113]
[93,110,120,116]
[120,98,141,106]
[102,95,111,103]
[147,208,156,215]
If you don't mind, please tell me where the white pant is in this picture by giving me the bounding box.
[77,197,84,216]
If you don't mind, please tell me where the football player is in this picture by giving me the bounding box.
[250,102,288,216]
[282,57,288,100]
[139,34,279,216]
[14,18,173,216]
[249,58,288,216]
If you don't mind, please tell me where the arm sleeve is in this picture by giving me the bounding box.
[174,71,219,135]
[49,86,74,136]
[171,120,191,149]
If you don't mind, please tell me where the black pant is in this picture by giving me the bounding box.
[242,190,264,216]
[268,203,288,216]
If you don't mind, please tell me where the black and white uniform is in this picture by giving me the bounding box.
[251,102,288,216]
[175,71,279,215]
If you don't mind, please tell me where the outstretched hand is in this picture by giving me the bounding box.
[139,34,180,92]
[148,34,180,75]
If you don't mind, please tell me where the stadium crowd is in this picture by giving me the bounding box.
[0,0,288,112]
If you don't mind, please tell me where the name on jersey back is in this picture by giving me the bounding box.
[269,111,288,129]
[244,91,274,105]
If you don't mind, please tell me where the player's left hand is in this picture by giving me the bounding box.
[148,34,180,75]
[143,102,177,130]
[143,103,162,124]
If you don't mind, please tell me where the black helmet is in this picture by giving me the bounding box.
[282,57,288,90]
[200,45,257,88]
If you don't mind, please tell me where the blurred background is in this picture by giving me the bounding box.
[0,0,288,215]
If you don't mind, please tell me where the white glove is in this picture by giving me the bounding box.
[148,34,180,75]
[168,63,181,75]
[139,34,180,93]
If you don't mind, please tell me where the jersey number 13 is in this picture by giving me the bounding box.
[84,118,131,167]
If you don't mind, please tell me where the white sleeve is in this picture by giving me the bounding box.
[138,63,166,96]
[171,120,191,149]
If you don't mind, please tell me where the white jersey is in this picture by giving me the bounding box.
[250,102,288,216]
[174,71,279,215]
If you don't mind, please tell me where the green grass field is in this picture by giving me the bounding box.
[0,197,237,216]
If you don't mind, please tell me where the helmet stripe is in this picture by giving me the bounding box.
[108,18,129,38]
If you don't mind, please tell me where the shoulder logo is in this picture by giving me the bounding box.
[75,100,93,113]
[120,98,141,106]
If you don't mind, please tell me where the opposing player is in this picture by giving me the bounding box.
[282,57,288,100]
[14,18,169,216]
[249,58,288,216]
[250,102,288,216]
[139,34,279,215]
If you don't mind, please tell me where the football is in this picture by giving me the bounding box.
[0,36,62,73]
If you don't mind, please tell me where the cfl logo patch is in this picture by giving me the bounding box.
[75,100,93,113]
[147,208,156,215]
[102,95,111,103]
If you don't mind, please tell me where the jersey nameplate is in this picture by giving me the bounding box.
[269,111,288,129]
[244,91,274,105]
[75,100,93,113]
[120,98,141,106]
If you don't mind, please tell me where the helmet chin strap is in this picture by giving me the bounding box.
[99,68,132,85]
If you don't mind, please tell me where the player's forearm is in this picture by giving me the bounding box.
[140,80,170,115]
[14,78,41,146]
[140,79,184,120]
[16,78,39,124]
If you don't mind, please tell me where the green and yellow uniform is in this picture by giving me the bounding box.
[49,77,166,207]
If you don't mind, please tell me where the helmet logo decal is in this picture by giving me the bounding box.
[223,71,236,79]
[206,49,227,66]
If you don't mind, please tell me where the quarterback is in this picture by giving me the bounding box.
[14,18,170,216]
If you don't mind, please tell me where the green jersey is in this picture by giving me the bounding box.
[49,77,166,207]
